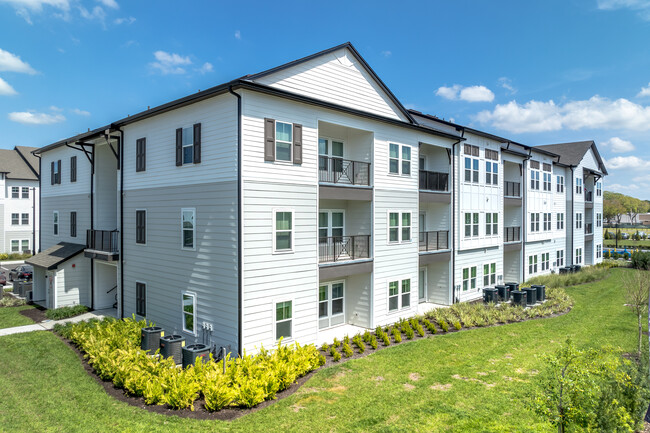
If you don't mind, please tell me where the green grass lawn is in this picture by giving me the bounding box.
[0,304,36,328]
[604,239,650,248]
[0,269,640,432]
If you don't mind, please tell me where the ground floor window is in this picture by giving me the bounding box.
[182,292,196,334]
[483,263,496,286]
[576,248,583,264]
[541,253,550,271]
[462,267,477,291]
[596,244,602,259]
[136,282,146,317]
[529,255,538,274]
[276,300,292,340]
[11,240,19,252]
[388,278,411,311]
[556,250,564,267]
[318,281,344,329]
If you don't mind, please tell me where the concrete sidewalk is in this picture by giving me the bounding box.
[0,309,118,337]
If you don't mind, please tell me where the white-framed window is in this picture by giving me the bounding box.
[464,213,479,238]
[529,255,538,274]
[596,244,602,259]
[275,121,293,162]
[486,213,498,236]
[543,173,551,191]
[464,157,479,183]
[485,161,498,185]
[576,213,582,229]
[273,209,294,252]
[556,175,564,193]
[556,250,564,267]
[11,186,19,198]
[389,143,411,175]
[576,248,582,264]
[53,211,59,236]
[318,281,344,329]
[462,267,477,291]
[483,263,496,286]
[21,187,29,198]
[530,213,540,232]
[543,213,552,231]
[530,170,540,190]
[596,213,602,227]
[388,278,412,311]
[10,240,19,252]
[388,211,411,243]
[11,213,18,225]
[181,208,195,250]
[182,292,197,335]
[275,300,293,340]
[576,178,582,194]
[21,213,29,225]
[557,213,564,230]
[596,182,602,196]
[181,126,195,164]
[541,253,550,271]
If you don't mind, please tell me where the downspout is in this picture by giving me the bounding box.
[569,167,574,266]
[34,153,41,253]
[90,144,95,310]
[521,151,531,282]
[228,86,242,355]
[117,127,125,319]
[451,128,464,304]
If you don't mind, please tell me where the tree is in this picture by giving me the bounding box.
[604,191,627,224]
[623,269,650,357]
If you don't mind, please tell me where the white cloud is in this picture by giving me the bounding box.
[637,82,650,97]
[381,50,392,57]
[113,16,134,25]
[436,84,494,102]
[198,62,213,74]
[97,0,117,9]
[0,77,17,95]
[49,105,63,111]
[475,95,650,133]
[597,0,650,19]
[78,5,105,26]
[608,183,640,193]
[498,77,517,95]
[234,30,241,40]
[150,51,192,75]
[8,110,65,125]
[0,0,72,22]
[601,137,635,153]
[72,108,90,116]
[603,155,650,170]
[0,48,36,74]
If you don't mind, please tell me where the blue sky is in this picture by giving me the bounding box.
[1,0,650,197]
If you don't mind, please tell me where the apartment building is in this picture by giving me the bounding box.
[0,146,40,254]
[27,43,605,355]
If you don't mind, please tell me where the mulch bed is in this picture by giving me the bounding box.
[19,304,47,323]
[51,304,573,420]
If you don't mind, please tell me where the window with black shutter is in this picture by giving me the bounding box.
[70,156,77,182]
[136,138,146,172]
[136,210,146,244]
[70,211,77,237]
[136,282,146,317]
[175,124,201,166]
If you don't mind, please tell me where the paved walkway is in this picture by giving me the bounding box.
[0,309,118,337]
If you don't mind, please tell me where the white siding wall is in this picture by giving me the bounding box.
[2,178,39,253]
[55,253,91,307]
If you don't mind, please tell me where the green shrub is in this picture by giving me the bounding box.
[342,342,353,358]
[0,296,26,307]
[439,319,449,332]
[45,305,89,320]
[332,338,340,348]
[0,252,32,261]
[410,318,425,337]
[423,319,437,334]
[453,321,462,330]
[330,347,341,362]
[352,334,365,353]
[399,320,415,340]
[321,343,329,352]
[391,326,402,343]
[631,251,650,270]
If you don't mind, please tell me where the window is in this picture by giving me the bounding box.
[70,156,77,182]
[530,213,540,232]
[70,212,76,237]
[576,213,582,229]
[273,210,293,252]
[530,170,540,190]
[388,280,399,311]
[51,160,61,185]
[556,176,564,193]
[576,248,582,264]
[182,292,196,334]
[543,173,551,191]
[596,244,602,259]
[543,213,551,231]
[529,255,538,274]
[10,240,18,252]
[318,282,344,329]
[557,213,564,230]
[21,213,29,225]
[21,240,28,252]
[388,278,412,311]
[21,187,29,198]
[136,138,146,172]
[486,162,498,185]
[576,178,582,194]
[596,213,602,227]
[136,210,146,244]
[483,263,496,286]
[401,279,411,308]
[182,126,195,164]
[464,144,480,157]
[388,212,412,243]
[275,121,292,162]
[596,182,602,196]
[556,250,564,267]
[464,157,479,183]
[486,213,498,236]
[181,208,195,249]
[541,253,550,271]
[135,282,146,317]
[389,143,411,175]
[465,213,479,238]
[53,211,59,236]
[11,187,19,198]
[11,213,18,225]
[275,300,292,340]
[462,267,477,291]
[485,149,499,161]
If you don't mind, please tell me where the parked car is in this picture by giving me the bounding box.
[622,233,630,240]
[0,272,6,286]
[8,265,33,281]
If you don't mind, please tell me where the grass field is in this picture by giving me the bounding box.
[0,269,640,432]
[0,304,36,329]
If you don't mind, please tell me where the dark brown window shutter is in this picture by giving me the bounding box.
[57,160,62,184]
[293,124,302,164]
[51,161,55,185]
[175,128,183,166]
[193,123,201,164]
[136,138,146,172]
[264,118,275,161]
[70,156,77,182]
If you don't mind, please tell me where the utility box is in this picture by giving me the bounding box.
[495,285,510,302]
[522,287,537,306]
[511,290,527,308]
[141,326,164,354]
[506,282,519,293]
[159,334,185,364]
[182,344,210,369]
[531,285,546,302]
[483,288,498,304]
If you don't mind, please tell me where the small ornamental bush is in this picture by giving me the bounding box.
[453,321,462,330]
[0,296,26,307]
[45,304,89,320]
[439,320,449,332]
[342,342,353,358]
[332,338,341,348]
[423,319,437,334]
[352,334,365,353]
[410,318,425,337]
[391,326,402,343]
[321,343,329,352]
[329,345,341,362]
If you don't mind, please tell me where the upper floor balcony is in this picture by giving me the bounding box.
[318,235,371,264]
[504,181,521,198]
[503,226,521,252]
[585,190,593,209]
[419,230,449,252]
[319,156,370,186]
[419,170,448,192]
[84,229,119,261]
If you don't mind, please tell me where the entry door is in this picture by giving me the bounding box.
[419,268,427,303]
[318,138,344,181]
[319,281,345,329]
[319,210,345,261]
[419,155,426,171]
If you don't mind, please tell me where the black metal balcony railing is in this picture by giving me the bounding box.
[586,223,593,235]
[504,181,521,198]
[318,156,370,186]
[504,226,521,242]
[86,229,119,253]
[418,230,449,252]
[318,235,370,263]
[419,170,449,192]
[585,191,593,202]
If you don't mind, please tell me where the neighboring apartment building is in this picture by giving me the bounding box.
[0,146,40,254]
[27,43,605,355]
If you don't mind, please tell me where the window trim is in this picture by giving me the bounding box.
[274,299,294,342]
[53,211,59,237]
[135,281,147,317]
[136,137,147,172]
[11,187,19,198]
[181,208,196,251]
[21,213,29,226]
[10,239,19,253]
[483,262,496,286]
[387,211,412,244]
[181,291,197,335]
[11,213,19,225]
[274,120,294,163]
[318,280,345,329]
[388,142,412,176]
[21,186,29,199]
[273,208,294,254]
[556,250,564,268]
[576,213,582,229]
[387,277,413,313]
[70,156,77,183]
[556,175,564,193]
[181,126,195,165]
[136,209,147,245]
[462,266,477,291]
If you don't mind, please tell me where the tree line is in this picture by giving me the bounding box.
[604,191,650,225]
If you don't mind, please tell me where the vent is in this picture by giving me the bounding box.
[530,160,540,170]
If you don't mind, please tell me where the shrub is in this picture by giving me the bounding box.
[341,342,353,358]
[0,296,26,307]
[45,305,89,320]
[391,326,402,343]
[399,320,415,340]
[330,348,341,362]
[321,343,329,352]
[631,251,650,270]
[453,321,462,330]
[352,334,365,353]
[439,319,449,332]
[410,318,425,337]
[332,338,341,348]
[368,335,378,350]
[423,318,437,334]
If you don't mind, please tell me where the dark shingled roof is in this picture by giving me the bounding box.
[26,242,86,270]
[534,141,608,175]
[0,146,39,180]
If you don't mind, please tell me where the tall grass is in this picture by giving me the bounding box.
[524,266,609,289]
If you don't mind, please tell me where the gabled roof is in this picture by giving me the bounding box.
[15,146,40,176]
[0,146,39,180]
[26,242,86,270]
[534,141,608,175]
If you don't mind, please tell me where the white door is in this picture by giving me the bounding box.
[319,281,345,329]
[419,212,426,248]
[319,138,345,182]
[419,267,427,303]
[319,210,345,261]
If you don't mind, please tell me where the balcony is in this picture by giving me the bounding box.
[585,190,593,209]
[419,170,448,192]
[504,181,521,198]
[419,230,449,252]
[319,235,371,264]
[585,223,593,235]
[504,226,521,243]
[319,156,370,186]
[85,229,119,261]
